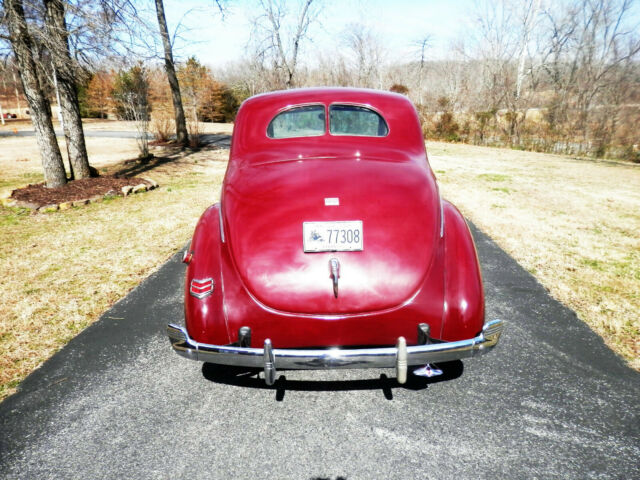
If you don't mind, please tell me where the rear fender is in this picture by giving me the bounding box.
[185,204,230,344]
[441,201,485,341]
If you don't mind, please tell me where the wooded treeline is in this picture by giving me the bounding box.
[1,0,639,190]
[217,0,640,161]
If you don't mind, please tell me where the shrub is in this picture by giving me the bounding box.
[151,107,173,142]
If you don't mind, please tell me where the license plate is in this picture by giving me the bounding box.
[303,221,363,252]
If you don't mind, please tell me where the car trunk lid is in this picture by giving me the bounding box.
[222,156,441,315]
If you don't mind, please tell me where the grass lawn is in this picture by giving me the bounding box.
[0,122,637,400]
[0,127,229,400]
[428,141,639,369]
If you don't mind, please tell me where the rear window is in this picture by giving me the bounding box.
[329,105,388,136]
[267,105,325,139]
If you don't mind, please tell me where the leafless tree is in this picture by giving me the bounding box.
[3,0,67,187]
[43,0,91,179]
[250,0,320,89]
[154,0,188,146]
[113,64,151,158]
[539,0,640,151]
[413,34,432,105]
[342,22,386,89]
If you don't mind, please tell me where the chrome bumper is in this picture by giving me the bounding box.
[167,319,504,385]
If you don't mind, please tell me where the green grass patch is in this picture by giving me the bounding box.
[0,172,43,190]
[0,206,31,227]
[581,258,605,271]
[477,173,511,182]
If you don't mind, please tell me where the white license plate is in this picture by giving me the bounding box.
[303,221,363,252]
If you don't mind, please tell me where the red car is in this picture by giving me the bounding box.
[167,88,503,385]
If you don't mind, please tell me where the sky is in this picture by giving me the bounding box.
[160,0,478,69]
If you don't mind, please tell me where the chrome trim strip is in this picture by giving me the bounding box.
[218,206,225,243]
[167,319,504,371]
[439,193,444,238]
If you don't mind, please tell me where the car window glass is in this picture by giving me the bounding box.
[267,105,326,138]
[329,105,388,136]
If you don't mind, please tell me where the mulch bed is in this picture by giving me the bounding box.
[10,175,152,208]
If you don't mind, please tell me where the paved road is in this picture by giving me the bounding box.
[0,129,231,147]
[1,224,638,479]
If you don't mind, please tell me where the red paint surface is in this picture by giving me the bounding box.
[185,88,485,348]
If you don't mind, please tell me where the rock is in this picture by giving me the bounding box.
[73,199,90,207]
[14,200,39,210]
[132,184,147,194]
[142,177,158,189]
[59,202,72,210]
[121,185,133,196]
[39,204,59,213]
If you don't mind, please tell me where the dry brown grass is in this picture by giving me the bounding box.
[427,141,640,369]
[0,132,229,400]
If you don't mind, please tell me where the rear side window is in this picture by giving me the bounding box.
[329,105,388,136]
[267,105,325,138]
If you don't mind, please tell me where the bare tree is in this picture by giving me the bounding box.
[413,34,432,105]
[154,0,188,146]
[4,0,67,187]
[43,0,92,179]
[342,22,386,89]
[250,0,319,89]
[540,0,640,152]
[113,64,151,159]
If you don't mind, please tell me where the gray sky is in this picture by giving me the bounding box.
[161,0,476,68]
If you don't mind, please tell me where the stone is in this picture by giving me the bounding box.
[59,202,72,210]
[142,177,158,189]
[14,200,39,210]
[72,199,90,207]
[132,184,147,194]
[121,185,133,196]
[39,204,59,213]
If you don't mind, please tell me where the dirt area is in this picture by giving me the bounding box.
[10,175,153,207]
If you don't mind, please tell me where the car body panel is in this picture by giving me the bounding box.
[223,155,440,314]
[181,87,489,353]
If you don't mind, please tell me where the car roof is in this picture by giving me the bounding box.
[240,87,412,111]
[230,87,426,165]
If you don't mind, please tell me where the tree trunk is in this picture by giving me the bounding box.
[155,0,189,146]
[11,70,21,114]
[44,0,92,179]
[5,0,67,188]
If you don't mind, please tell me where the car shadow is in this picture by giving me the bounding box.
[201,360,464,401]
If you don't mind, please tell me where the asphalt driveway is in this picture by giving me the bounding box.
[1,224,638,479]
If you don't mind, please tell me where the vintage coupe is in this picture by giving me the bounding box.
[167,88,503,385]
